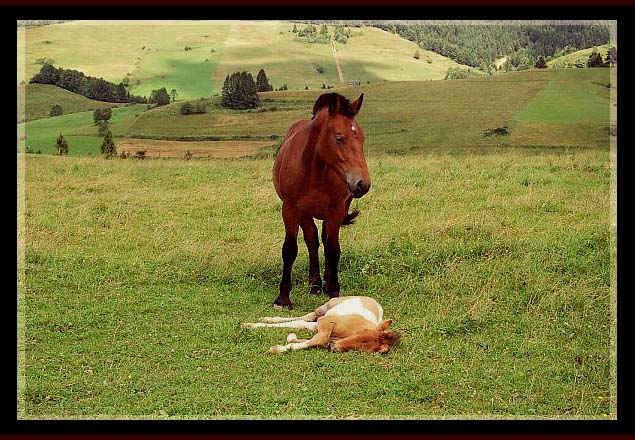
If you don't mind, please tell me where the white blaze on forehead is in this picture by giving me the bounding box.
[351,125,356,132]
[325,297,380,324]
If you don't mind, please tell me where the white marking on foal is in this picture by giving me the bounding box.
[325,297,380,324]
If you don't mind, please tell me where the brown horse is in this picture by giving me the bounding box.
[272,93,370,308]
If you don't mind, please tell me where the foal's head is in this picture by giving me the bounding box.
[312,93,371,198]
[329,319,400,354]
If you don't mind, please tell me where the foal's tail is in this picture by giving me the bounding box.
[341,209,360,226]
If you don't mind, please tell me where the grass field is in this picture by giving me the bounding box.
[18,84,120,123]
[20,145,613,418]
[20,68,611,159]
[19,104,148,156]
[18,51,615,418]
[20,21,469,100]
[547,44,612,68]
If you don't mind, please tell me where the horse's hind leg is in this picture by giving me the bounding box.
[274,203,299,308]
[300,218,322,294]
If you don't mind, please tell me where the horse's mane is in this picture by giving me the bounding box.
[311,93,358,119]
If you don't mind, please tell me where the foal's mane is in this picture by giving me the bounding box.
[311,93,358,119]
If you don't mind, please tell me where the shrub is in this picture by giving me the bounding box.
[100,130,116,158]
[49,104,63,117]
[55,133,68,156]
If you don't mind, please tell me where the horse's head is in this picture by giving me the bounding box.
[312,93,371,198]
[329,319,400,354]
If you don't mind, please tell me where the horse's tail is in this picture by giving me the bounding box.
[341,209,360,226]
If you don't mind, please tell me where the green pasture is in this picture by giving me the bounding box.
[20,104,147,156]
[21,68,610,158]
[125,68,610,152]
[19,84,119,123]
[548,44,612,68]
[20,21,471,100]
[20,146,612,418]
[18,60,614,418]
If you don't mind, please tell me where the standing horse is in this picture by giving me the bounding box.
[272,93,370,308]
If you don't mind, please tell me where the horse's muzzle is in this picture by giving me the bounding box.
[350,179,371,198]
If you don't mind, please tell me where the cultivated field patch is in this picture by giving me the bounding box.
[116,138,275,158]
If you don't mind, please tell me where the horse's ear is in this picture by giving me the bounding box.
[377,319,392,331]
[350,93,364,115]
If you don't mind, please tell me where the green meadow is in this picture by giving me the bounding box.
[20,147,612,418]
[21,68,611,156]
[20,20,469,100]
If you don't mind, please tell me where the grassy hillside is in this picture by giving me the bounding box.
[128,68,611,152]
[18,84,120,123]
[20,68,611,157]
[548,44,612,68]
[20,21,469,100]
[20,104,147,156]
[20,147,612,418]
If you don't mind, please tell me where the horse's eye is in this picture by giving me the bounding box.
[335,136,345,144]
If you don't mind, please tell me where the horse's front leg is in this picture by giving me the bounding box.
[323,215,343,298]
[274,204,299,308]
[300,218,322,294]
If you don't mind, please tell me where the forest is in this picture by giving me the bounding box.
[374,23,610,68]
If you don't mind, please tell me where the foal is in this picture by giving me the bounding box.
[244,296,399,354]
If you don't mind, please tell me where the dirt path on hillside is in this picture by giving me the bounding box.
[331,40,345,85]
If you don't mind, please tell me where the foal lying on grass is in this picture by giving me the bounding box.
[243,296,399,354]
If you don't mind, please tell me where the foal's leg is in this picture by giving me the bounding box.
[258,311,317,323]
[300,217,322,294]
[269,319,335,354]
[243,320,318,331]
[274,204,299,308]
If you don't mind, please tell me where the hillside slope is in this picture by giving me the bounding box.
[21,20,470,100]
[547,44,612,68]
[20,68,611,156]
[18,84,121,122]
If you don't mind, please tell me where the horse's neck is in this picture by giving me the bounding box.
[299,118,325,172]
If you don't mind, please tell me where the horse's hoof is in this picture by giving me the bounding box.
[273,296,292,309]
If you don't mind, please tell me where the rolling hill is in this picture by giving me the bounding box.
[19,68,611,157]
[547,44,612,68]
[18,83,122,123]
[19,20,470,100]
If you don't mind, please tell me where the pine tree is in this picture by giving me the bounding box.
[55,133,68,156]
[101,130,117,158]
[534,56,548,69]
[256,69,273,92]
[221,71,259,109]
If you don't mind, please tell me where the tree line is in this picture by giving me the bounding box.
[30,63,147,103]
[372,23,610,69]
